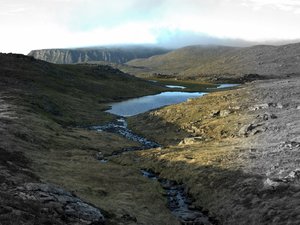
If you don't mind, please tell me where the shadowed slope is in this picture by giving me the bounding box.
[0,53,180,225]
[0,53,166,125]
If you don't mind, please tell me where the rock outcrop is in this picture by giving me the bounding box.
[28,46,170,64]
[16,183,105,224]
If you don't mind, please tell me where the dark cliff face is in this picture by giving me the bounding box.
[28,46,171,64]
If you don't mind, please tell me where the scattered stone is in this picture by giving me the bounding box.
[262,113,278,120]
[238,124,253,136]
[270,114,278,119]
[230,106,241,110]
[263,178,281,188]
[238,123,264,136]
[276,103,283,109]
[179,137,203,145]
[263,114,269,120]
[95,152,104,160]
[281,141,300,149]
[284,169,300,183]
[268,102,283,109]
[249,104,269,111]
[210,110,220,117]
[209,109,232,118]
[220,109,231,117]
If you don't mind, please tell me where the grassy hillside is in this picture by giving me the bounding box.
[122,77,300,225]
[0,53,181,225]
[124,43,300,82]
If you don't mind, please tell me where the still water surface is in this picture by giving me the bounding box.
[106,91,206,117]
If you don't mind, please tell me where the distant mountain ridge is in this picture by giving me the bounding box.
[28,46,170,64]
[124,43,300,81]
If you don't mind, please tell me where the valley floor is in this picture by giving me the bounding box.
[1,74,299,224]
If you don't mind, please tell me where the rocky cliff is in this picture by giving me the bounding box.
[28,46,170,64]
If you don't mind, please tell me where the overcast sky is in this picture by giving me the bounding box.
[1,0,300,54]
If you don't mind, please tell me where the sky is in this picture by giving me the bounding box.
[1,0,300,54]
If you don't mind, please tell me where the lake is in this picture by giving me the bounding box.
[106,91,206,117]
[106,81,239,117]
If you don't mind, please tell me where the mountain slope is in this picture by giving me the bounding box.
[28,46,170,64]
[0,53,178,225]
[124,76,300,225]
[0,53,165,125]
[125,43,300,81]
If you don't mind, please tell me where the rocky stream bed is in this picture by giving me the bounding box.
[90,118,216,225]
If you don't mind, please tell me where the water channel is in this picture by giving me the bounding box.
[92,82,237,224]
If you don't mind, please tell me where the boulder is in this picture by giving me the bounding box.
[220,110,231,117]
[179,137,203,145]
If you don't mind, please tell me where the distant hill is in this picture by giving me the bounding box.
[28,46,170,64]
[124,43,300,82]
[0,53,165,125]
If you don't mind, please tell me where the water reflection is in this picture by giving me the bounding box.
[166,85,186,89]
[216,84,239,89]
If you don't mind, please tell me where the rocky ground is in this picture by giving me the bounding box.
[122,76,300,225]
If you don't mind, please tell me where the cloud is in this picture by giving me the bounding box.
[1,0,300,54]
[0,0,30,16]
[155,29,254,48]
[243,0,300,13]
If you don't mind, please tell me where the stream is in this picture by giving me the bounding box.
[90,118,214,225]
[141,169,213,225]
[90,117,160,159]
[91,83,235,224]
